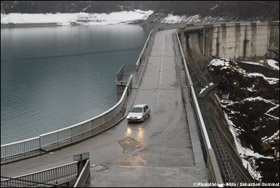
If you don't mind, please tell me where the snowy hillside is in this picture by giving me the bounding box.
[1,10,153,26]
[161,14,227,24]
[207,58,279,182]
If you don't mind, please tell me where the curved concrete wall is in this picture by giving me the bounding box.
[179,22,279,59]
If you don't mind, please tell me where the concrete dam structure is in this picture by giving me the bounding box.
[176,22,279,183]
[178,22,279,60]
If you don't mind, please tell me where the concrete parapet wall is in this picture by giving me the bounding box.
[211,24,268,58]
[268,23,279,51]
[180,22,279,59]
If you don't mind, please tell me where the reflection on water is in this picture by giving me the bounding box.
[1,25,149,144]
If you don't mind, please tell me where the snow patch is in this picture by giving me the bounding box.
[223,112,273,181]
[246,73,279,85]
[199,82,213,95]
[161,14,201,24]
[210,4,219,11]
[1,10,154,26]
[241,84,257,92]
[220,96,276,107]
[263,59,279,71]
[264,104,280,120]
[262,130,279,143]
[216,93,276,181]
[265,104,279,114]
[209,58,279,85]
[209,58,230,67]
[241,59,279,71]
[240,61,265,67]
[242,96,276,104]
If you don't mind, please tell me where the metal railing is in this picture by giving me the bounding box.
[1,75,133,164]
[73,159,90,188]
[116,64,136,83]
[1,176,57,187]
[1,161,79,187]
[135,29,155,70]
[1,137,41,162]
[176,30,223,185]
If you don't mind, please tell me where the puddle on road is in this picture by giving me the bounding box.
[91,164,110,172]
[118,137,144,153]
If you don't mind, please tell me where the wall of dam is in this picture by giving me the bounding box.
[178,22,279,60]
[176,22,279,183]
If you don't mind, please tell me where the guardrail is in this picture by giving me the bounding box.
[1,176,57,187]
[176,30,223,185]
[135,28,157,71]
[1,75,133,164]
[1,136,41,163]
[175,32,193,87]
[73,159,90,188]
[1,161,79,187]
[116,64,137,84]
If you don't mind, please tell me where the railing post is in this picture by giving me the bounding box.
[55,168,58,184]
[39,136,42,150]
[56,132,58,147]
[23,142,26,157]
[73,152,90,174]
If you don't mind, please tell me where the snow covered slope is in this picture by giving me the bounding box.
[1,10,153,26]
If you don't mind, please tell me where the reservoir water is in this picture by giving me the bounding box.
[1,24,149,144]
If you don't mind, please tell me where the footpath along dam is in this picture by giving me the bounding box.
[1,21,279,187]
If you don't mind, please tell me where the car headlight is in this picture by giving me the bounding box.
[137,116,142,119]
[126,115,131,119]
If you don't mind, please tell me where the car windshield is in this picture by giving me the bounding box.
[130,107,143,113]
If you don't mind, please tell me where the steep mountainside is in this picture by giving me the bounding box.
[1,1,279,21]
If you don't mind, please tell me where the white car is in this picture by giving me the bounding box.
[126,104,151,123]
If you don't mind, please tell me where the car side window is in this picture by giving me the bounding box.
[144,106,146,112]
